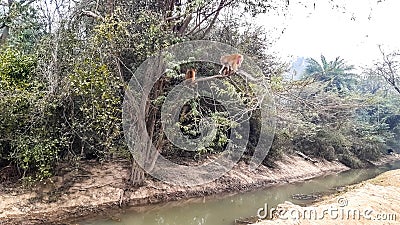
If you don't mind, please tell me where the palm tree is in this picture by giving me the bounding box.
[304,55,356,95]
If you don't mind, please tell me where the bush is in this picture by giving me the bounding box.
[337,152,364,168]
[65,59,124,158]
[319,145,336,161]
[0,47,64,180]
[0,48,36,82]
[262,131,291,167]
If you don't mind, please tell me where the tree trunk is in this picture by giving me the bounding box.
[0,25,9,46]
[126,56,167,187]
[130,159,145,187]
[0,0,14,46]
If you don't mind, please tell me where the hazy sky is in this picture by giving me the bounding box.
[257,0,400,67]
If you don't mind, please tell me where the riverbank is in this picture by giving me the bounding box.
[0,154,397,225]
[0,154,347,225]
[254,154,400,225]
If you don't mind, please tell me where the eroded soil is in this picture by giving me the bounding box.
[255,155,400,225]
[1,154,396,225]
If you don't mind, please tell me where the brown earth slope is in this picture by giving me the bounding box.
[254,166,400,225]
[0,154,349,225]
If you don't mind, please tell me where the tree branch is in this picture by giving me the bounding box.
[187,0,233,36]
[178,13,193,35]
[82,9,104,20]
[165,14,183,21]
[199,0,226,39]
[192,74,228,84]
[20,0,36,6]
[378,45,400,94]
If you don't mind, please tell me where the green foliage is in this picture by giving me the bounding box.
[93,9,180,72]
[0,47,64,180]
[1,1,44,51]
[337,152,364,168]
[304,55,356,95]
[210,19,287,81]
[67,60,123,156]
[291,99,388,167]
[178,97,232,154]
[278,64,394,168]
[12,133,62,180]
[263,131,291,167]
[1,0,396,185]
[0,47,36,83]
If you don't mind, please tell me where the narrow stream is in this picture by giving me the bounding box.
[81,161,400,225]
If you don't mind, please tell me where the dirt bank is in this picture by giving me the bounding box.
[254,155,400,225]
[0,154,395,225]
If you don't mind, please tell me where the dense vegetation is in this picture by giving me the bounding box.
[0,0,399,184]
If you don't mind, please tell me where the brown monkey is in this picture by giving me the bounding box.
[185,69,196,82]
[219,54,244,76]
[220,66,232,76]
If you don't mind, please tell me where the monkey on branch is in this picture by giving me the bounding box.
[185,68,196,82]
[183,53,258,84]
[219,54,244,76]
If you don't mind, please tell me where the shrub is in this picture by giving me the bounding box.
[0,47,63,180]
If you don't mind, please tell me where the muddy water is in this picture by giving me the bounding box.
[81,161,400,225]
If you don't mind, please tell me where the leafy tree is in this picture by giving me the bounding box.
[0,0,44,50]
[3,0,387,185]
[271,54,397,168]
[0,47,66,180]
[304,55,356,95]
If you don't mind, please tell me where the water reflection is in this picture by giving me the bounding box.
[81,161,400,225]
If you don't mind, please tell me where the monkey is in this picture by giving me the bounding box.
[220,66,232,76]
[218,54,261,82]
[219,54,244,76]
[185,68,196,83]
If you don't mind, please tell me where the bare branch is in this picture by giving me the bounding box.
[376,46,400,94]
[20,0,36,6]
[178,13,192,35]
[82,9,104,20]
[192,74,228,83]
[199,0,226,38]
[187,0,233,36]
[165,14,184,21]
[192,71,264,84]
